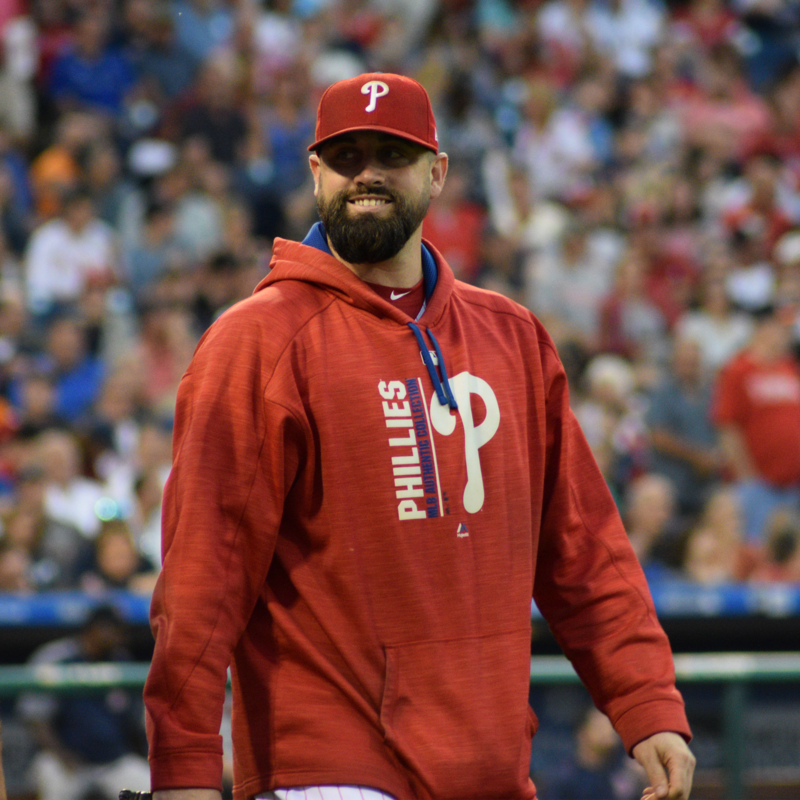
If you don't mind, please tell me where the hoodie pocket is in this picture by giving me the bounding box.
[380,629,534,800]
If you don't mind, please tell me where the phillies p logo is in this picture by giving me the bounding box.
[429,372,501,514]
[361,80,389,112]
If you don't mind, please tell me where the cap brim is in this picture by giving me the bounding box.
[308,125,438,153]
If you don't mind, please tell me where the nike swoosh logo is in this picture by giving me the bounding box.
[391,290,411,300]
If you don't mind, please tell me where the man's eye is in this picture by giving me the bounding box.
[382,149,409,162]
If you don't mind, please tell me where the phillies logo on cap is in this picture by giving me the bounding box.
[361,80,389,112]
[308,72,439,154]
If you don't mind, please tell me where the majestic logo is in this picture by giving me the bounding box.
[361,80,389,112]
[379,372,500,521]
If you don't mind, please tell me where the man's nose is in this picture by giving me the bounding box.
[353,157,385,186]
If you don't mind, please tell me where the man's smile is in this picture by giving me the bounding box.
[348,196,393,208]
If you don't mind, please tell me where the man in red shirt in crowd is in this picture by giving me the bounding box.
[714,302,800,541]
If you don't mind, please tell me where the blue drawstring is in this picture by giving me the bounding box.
[301,224,454,407]
[427,329,458,409]
[408,322,458,410]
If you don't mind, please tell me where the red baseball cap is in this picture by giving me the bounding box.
[308,72,439,154]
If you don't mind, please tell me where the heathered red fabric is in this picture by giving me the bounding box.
[145,240,691,800]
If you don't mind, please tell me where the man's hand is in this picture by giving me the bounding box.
[632,731,695,800]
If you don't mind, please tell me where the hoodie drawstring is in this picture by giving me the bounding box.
[407,322,458,410]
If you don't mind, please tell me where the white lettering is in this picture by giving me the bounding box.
[378,380,407,400]
[398,500,426,520]
[395,475,425,498]
[389,428,416,447]
[393,466,422,476]
[748,374,800,404]
[392,448,419,465]
[383,400,411,417]
[361,80,389,112]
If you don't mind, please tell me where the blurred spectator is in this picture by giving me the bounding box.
[670,0,739,53]
[0,10,37,142]
[133,301,197,415]
[170,0,235,67]
[124,0,198,108]
[84,137,143,250]
[29,111,99,221]
[37,428,105,539]
[723,152,793,261]
[129,465,163,570]
[3,463,90,590]
[598,245,667,363]
[123,198,186,302]
[682,486,751,584]
[0,542,32,592]
[40,313,105,423]
[192,250,246,331]
[735,0,800,91]
[749,509,800,583]
[541,706,647,800]
[585,0,665,80]
[646,335,721,516]
[482,153,570,262]
[674,252,754,374]
[254,65,316,195]
[422,164,487,282]
[24,186,117,319]
[713,303,800,542]
[171,142,228,260]
[623,472,681,582]
[18,604,150,800]
[513,77,598,204]
[573,353,648,497]
[13,370,66,438]
[178,54,252,166]
[0,126,33,234]
[677,45,771,162]
[78,518,158,596]
[46,10,138,117]
[527,218,616,350]
[0,162,31,260]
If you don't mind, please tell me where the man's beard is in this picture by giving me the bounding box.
[317,187,430,264]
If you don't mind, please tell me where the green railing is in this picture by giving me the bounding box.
[2,653,800,800]
[528,653,800,800]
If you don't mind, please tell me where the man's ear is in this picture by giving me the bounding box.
[429,152,448,200]
[309,153,321,197]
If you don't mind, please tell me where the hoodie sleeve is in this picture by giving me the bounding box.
[144,305,306,791]
[532,336,691,754]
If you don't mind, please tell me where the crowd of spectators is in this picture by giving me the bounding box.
[0,0,798,603]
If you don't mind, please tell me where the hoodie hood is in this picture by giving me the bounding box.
[253,223,456,329]
[254,223,459,409]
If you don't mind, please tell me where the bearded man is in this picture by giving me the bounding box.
[144,74,695,800]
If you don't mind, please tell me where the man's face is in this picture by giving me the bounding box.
[310,132,446,265]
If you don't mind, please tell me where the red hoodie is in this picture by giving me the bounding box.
[145,237,690,800]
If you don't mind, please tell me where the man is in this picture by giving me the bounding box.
[713,302,800,541]
[19,605,150,800]
[145,73,695,800]
[646,335,720,516]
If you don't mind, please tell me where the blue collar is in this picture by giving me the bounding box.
[302,222,438,303]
